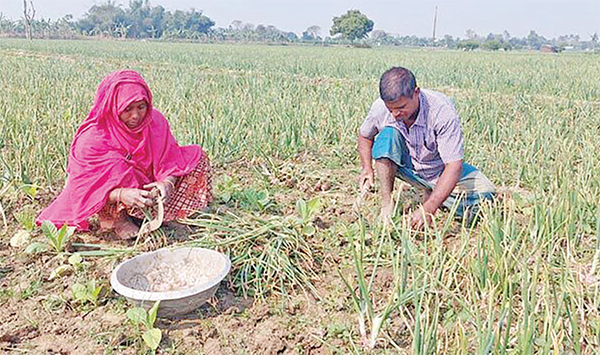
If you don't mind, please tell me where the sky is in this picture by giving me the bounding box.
[1,0,599,39]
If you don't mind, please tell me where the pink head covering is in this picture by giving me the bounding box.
[37,70,202,230]
[115,83,148,117]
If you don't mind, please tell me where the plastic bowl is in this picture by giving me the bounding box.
[110,247,231,317]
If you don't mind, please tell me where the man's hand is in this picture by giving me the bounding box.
[358,167,375,194]
[411,160,462,229]
[410,205,434,229]
[357,135,375,194]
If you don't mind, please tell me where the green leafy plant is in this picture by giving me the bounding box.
[49,253,84,280]
[25,241,48,254]
[71,280,103,307]
[68,253,83,268]
[295,197,321,236]
[127,301,162,351]
[237,188,273,212]
[14,206,36,231]
[41,221,75,253]
[218,177,274,212]
[19,183,38,199]
[296,197,321,224]
[26,221,75,254]
[217,175,236,203]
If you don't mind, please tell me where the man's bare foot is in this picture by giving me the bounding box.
[379,200,394,225]
[114,217,139,239]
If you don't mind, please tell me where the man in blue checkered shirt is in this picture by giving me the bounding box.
[358,67,495,228]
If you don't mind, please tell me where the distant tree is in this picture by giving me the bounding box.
[76,1,127,36]
[302,25,321,41]
[526,30,545,49]
[441,34,456,48]
[457,41,479,51]
[501,42,513,51]
[221,21,294,43]
[486,33,503,42]
[127,0,151,37]
[0,12,21,35]
[148,5,165,38]
[465,29,477,40]
[76,1,214,39]
[508,35,526,49]
[55,14,77,38]
[186,9,214,33]
[591,32,598,49]
[558,34,579,43]
[163,9,214,38]
[255,24,266,35]
[0,13,11,34]
[285,31,298,41]
[302,25,319,40]
[22,0,35,39]
[482,40,501,51]
[556,33,580,50]
[122,0,166,38]
[255,24,286,42]
[229,22,255,41]
[370,29,386,40]
[229,20,242,30]
[330,10,374,41]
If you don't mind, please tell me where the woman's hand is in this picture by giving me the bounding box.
[118,188,155,208]
[143,178,177,204]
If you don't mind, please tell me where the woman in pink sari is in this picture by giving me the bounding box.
[37,70,212,238]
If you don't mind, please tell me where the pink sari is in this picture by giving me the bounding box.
[37,70,202,230]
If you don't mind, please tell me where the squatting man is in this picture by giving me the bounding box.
[357,67,495,228]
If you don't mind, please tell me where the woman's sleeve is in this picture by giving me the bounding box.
[150,110,202,182]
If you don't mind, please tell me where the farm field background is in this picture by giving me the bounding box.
[1,38,600,353]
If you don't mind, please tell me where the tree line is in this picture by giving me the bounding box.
[372,29,598,51]
[1,0,215,39]
[0,1,598,51]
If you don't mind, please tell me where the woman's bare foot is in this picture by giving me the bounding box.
[99,218,115,231]
[114,217,140,239]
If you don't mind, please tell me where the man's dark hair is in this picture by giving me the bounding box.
[379,67,417,102]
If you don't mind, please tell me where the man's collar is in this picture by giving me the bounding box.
[412,91,427,127]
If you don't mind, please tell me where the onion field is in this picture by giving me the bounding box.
[1,38,600,353]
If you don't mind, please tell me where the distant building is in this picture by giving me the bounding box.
[540,44,558,53]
